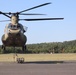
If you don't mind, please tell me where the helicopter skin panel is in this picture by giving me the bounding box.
[19,2,51,13]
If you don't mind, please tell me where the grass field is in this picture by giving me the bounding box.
[0,53,76,62]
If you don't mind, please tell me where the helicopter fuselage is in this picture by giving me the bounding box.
[2,24,27,48]
[0,2,64,53]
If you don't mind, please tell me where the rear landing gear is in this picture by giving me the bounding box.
[22,45,26,53]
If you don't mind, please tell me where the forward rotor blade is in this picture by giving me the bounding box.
[20,18,64,21]
[19,2,51,13]
[0,11,11,18]
[0,20,10,22]
[20,13,46,15]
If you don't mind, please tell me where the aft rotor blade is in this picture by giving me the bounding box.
[0,20,10,22]
[20,18,64,21]
[19,2,51,13]
[20,13,46,15]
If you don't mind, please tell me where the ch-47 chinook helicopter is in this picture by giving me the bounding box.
[0,2,64,53]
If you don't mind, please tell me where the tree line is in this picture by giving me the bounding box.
[0,40,76,53]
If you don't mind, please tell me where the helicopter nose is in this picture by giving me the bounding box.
[8,28,20,34]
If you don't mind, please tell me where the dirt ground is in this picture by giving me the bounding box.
[0,53,76,62]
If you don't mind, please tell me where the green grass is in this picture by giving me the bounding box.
[0,53,76,62]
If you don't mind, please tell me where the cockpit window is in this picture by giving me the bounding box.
[8,25,18,29]
[4,23,28,34]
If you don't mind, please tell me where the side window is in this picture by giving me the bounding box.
[19,24,28,33]
[23,26,28,32]
[8,24,11,29]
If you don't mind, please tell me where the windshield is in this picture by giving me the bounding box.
[8,25,19,30]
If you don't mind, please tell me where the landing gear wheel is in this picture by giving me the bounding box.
[2,45,6,53]
[25,45,26,50]
[22,45,26,53]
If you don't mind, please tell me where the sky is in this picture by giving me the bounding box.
[0,0,76,44]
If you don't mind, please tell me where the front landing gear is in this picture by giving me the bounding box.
[2,45,6,53]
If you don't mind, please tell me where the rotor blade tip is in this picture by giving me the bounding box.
[48,2,52,4]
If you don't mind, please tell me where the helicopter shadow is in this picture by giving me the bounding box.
[23,61,64,64]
